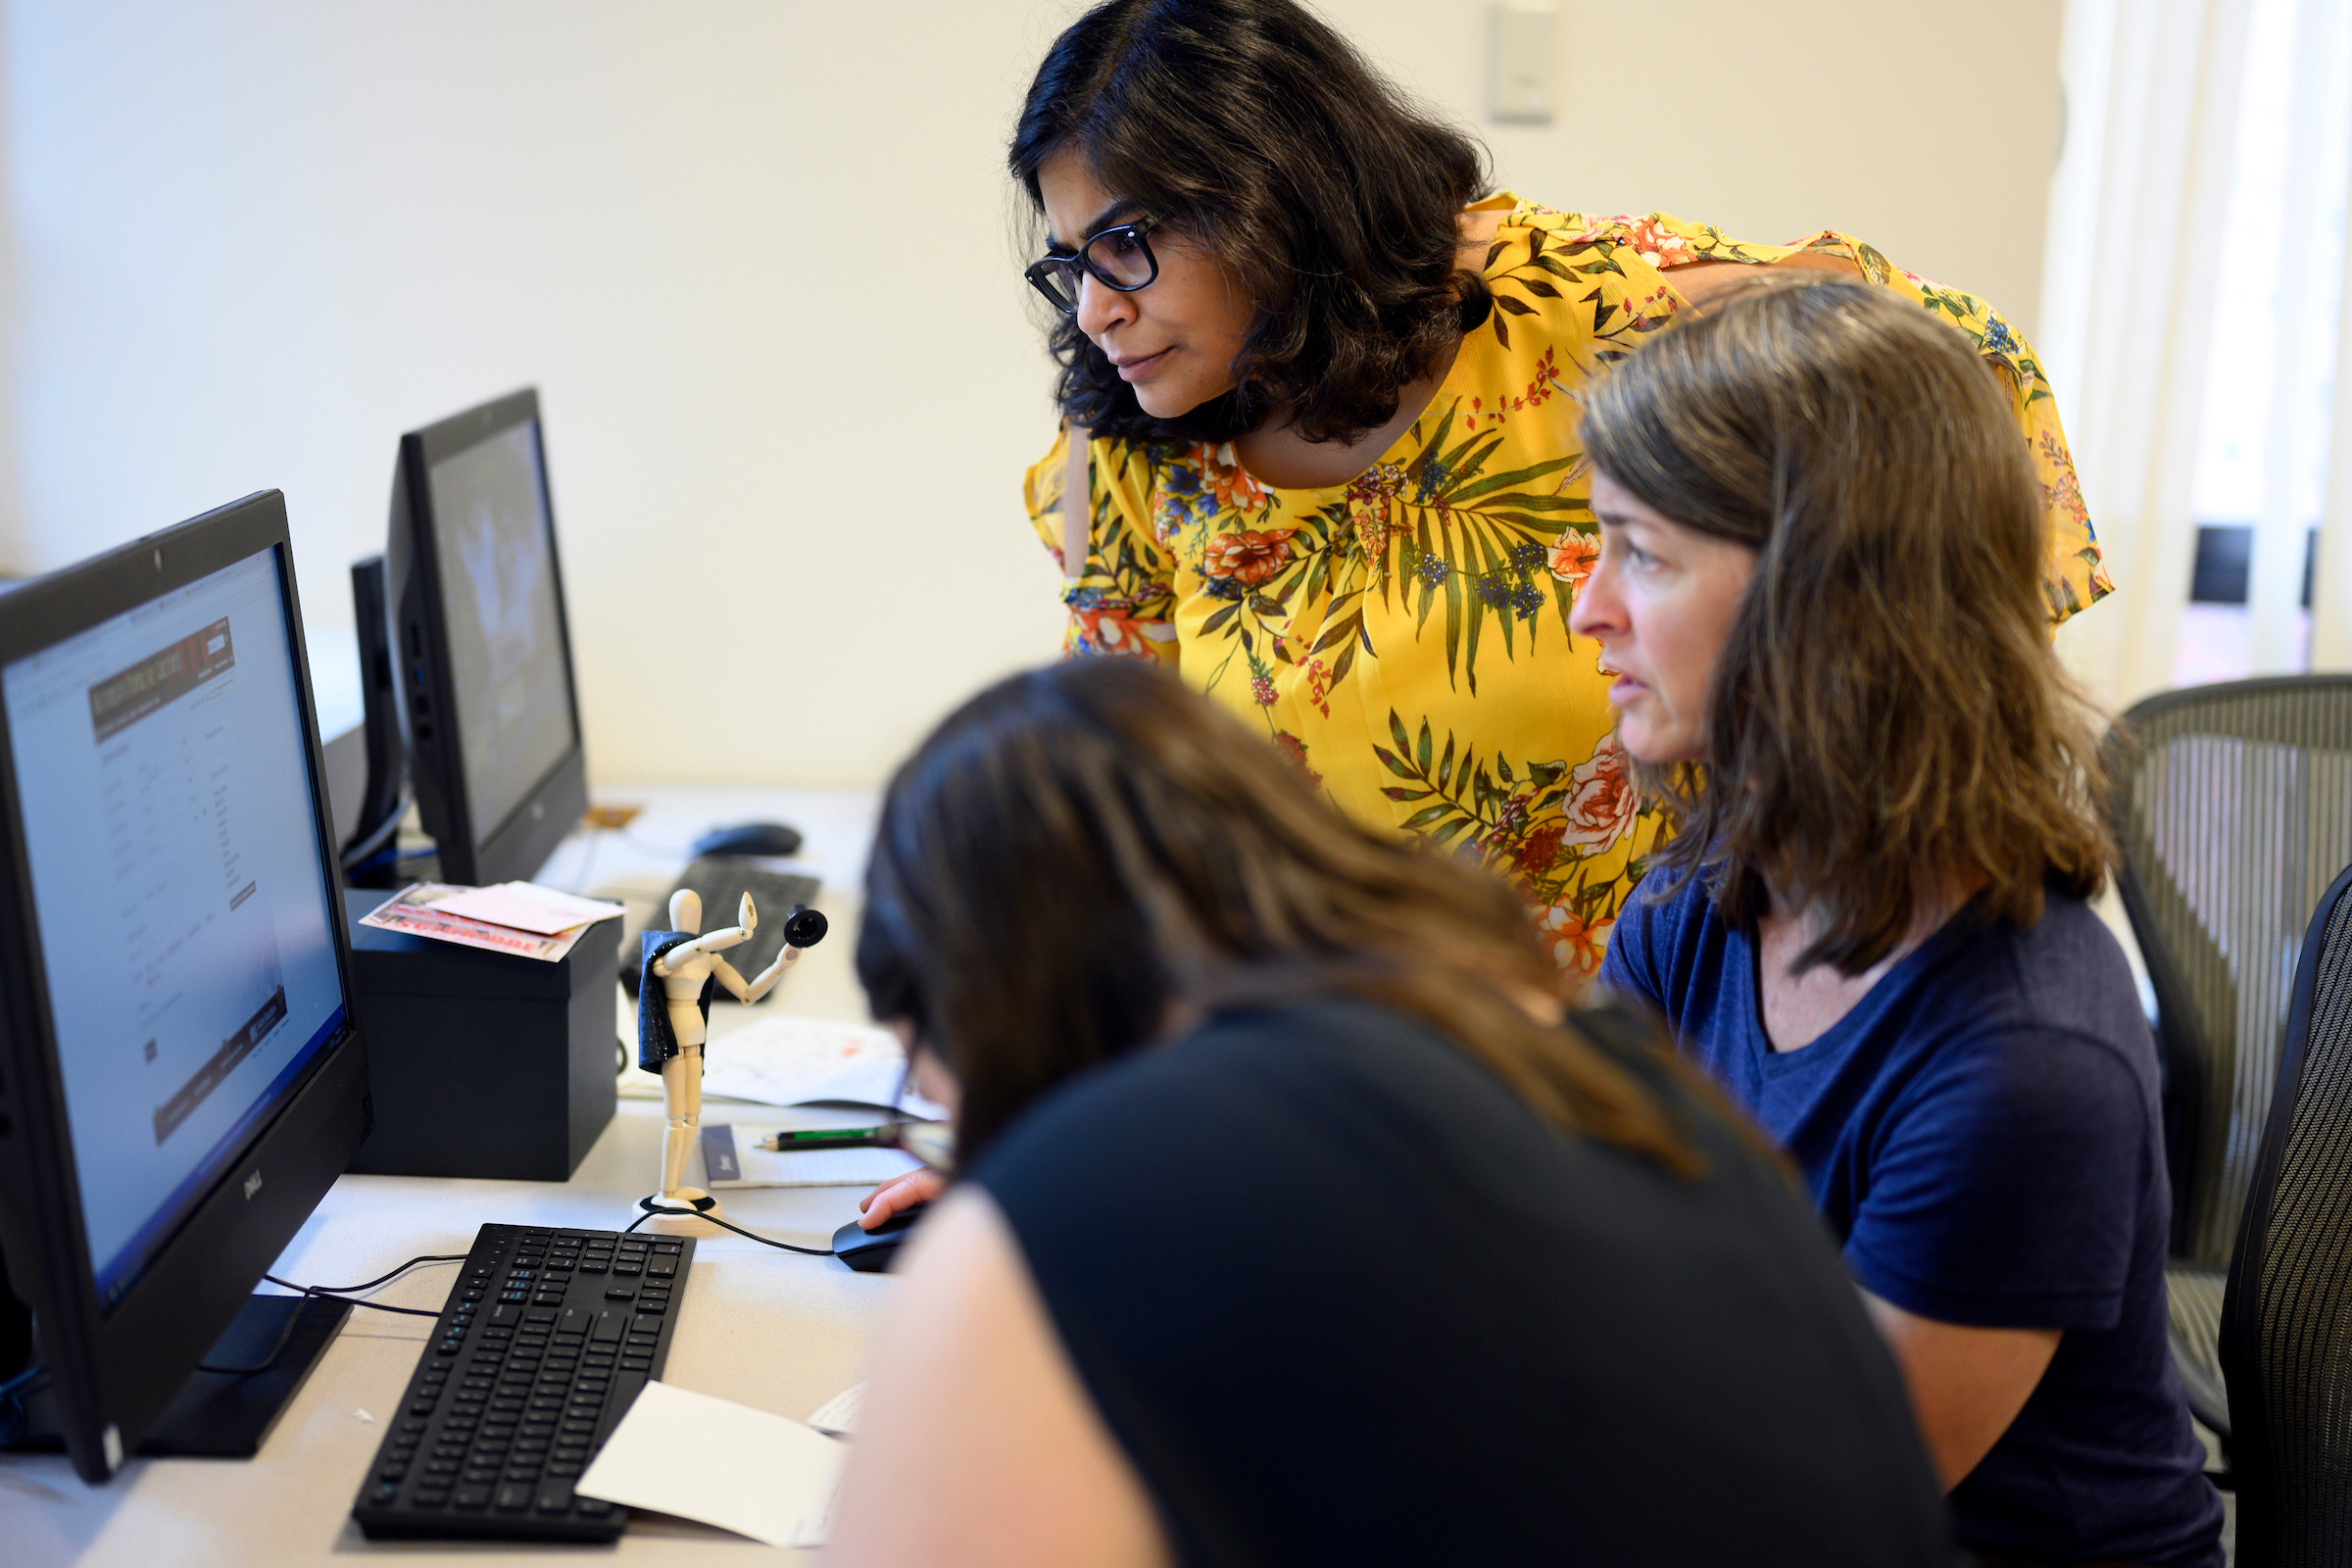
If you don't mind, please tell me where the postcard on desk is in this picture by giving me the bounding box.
[359,883,595,962]
[701,1124,923,1189]
[574,1380,844,1549]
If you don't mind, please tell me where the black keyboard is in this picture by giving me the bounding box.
[350,1222,692,1542]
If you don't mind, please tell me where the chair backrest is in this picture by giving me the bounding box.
[2107,676,2352,1263]
[2221,858,2352,1566]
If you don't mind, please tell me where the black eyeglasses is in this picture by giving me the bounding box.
[1024,220,1160,314]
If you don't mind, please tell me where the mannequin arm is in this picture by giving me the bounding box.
[740,946,801,1004]
[706,955,755,1004]
[652,925,750,976]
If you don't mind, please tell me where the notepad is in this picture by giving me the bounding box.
[699,1123,922,1189]
[691,1013,952,1120]
[574,1380,844,1548]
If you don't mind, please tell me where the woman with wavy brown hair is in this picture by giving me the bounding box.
[825,657,1949,1568]
[1576,277,2223,1568]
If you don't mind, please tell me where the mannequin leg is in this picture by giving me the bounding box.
[659,1047,703,1198]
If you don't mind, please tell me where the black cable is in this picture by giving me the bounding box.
[338,800,406,872]
[195,1255,462,1376]
[274,1254,467,1297]
[623,1206,836,1256]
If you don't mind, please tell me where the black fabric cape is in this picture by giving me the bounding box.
[637,930,715,1073]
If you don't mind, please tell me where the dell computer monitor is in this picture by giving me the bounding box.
[384,388,587,887]
[0,492,371,1482]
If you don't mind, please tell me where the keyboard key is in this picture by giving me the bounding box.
[453,1485,491,1510]
[536,1482,574,1512]
[494,1484,533,1511]
[413,1489,450,1508]
[575,1497,614,1519]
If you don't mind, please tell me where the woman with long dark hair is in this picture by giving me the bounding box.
[1012,0,2104,982]
[823,657,1952,1567]
[1575,277,2224,1568]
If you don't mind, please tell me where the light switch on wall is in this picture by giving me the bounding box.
[1489,2,1558,124]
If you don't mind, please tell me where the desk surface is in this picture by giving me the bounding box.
[10,786,892,1566]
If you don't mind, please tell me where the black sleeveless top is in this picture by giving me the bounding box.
[971,997,1955,1568]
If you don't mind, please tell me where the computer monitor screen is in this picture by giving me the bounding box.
[2,549,348,1309]
[386,387,587,887]
[0,492,370,1483]
[424,419,575,849]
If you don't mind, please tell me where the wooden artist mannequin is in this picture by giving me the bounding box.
[643,888,799,1227]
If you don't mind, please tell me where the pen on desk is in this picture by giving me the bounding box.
[759,1126,887,1152]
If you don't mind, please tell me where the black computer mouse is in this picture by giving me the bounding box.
[692,820,803,858]
[833,1202,928,1273]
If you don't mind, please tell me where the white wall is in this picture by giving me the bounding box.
[0,0,2064,787]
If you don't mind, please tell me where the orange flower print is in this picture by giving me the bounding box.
[1202,443,1269,513]
[1538,904,1610,977]
[1575,215,1696,270]
[1069,607,1160,660]
[2039,430,2090,536]
[1548,530,1599,588]
[1559,735,1639,853]
[1201,527,1299,587]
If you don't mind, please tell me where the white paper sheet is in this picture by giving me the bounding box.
[431,881,627,936]
[574,1380,845,1549]
[806,1382,863,1439]
[695,1013,951,1120]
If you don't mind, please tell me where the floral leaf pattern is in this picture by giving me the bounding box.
[1023,197,2112,969]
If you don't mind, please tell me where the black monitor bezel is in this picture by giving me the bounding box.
[0,492,371,1482]
[389,387,589,887]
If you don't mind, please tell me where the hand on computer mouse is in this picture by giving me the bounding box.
[858,1168,946,1229]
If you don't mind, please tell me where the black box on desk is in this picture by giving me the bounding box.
[340,889,618,1180]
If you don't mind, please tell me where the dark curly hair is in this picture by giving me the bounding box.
[1009,0,1494,447]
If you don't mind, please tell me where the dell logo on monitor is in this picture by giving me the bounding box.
[243,1170,264,1200]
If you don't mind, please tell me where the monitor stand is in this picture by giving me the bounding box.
[3,1293,351,1459]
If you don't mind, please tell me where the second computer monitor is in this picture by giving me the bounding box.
[386,388,587,887]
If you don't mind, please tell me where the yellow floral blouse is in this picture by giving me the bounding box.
[1024,196,2110,977]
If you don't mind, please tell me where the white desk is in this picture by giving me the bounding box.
[9,786,893,1566]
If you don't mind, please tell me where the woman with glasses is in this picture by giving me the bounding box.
[1015,0,2103,980]
[825,657,1953,1568]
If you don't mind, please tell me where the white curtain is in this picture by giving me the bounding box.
[2040,0,2255,712]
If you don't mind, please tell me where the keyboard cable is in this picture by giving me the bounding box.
[196,1253,466,1376]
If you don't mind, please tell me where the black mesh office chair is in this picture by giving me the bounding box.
[2219,858,2352,1565]
[2105,676,2352,1440]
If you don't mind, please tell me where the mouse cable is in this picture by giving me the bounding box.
[620,1207,835,1256]
[196,1254,465,1377]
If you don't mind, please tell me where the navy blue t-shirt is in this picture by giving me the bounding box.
[1602,875,2223,1568]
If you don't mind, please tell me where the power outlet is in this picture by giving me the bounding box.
[1489,2,1558,124]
